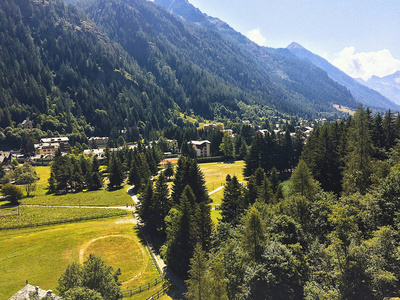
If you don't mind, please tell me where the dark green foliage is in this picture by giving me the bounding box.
[193,201,213,252]
[162,193,194,277]
[245,241,304,300]
[57,254,123,300]
[164,161,174,180]
[89,156,103,190]
[1,183,23,204]
[107,152,124,189]
[342,106,373,195]
[49,153,102,193]
[172,157,209,205]
[220,175,243,224]
[63,287,103,300]
[152,172,171,232]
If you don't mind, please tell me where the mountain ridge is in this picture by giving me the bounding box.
[359,71,400,106]
[286,42,399,110]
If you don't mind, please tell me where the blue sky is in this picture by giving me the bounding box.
[188,0,400,80]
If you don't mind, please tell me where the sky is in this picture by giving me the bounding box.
[188,0,400,81]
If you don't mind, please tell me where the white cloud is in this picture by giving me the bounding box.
[246,28,267,47]
[331,47,400,80]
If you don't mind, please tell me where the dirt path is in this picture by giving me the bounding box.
[78,234,148,285]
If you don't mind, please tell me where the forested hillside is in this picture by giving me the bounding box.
[0,0,364,150]
[0,0,179,148]
[154,0,358,114]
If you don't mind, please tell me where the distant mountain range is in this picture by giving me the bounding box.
[286,42,399,110]
[358,71,400,106]
[155,0,398,112]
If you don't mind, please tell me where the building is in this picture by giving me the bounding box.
[189,140,211,157]
[9,283,61,300]
[40,137,69,152]
[88,137,109,149]
[203,123,223,131]
[0,151,12,165]
[34,143,59,156]
[21,117,33,130]
[84,148,106,160]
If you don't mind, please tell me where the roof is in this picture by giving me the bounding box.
[8,284,61,300]
[41,137,69,143]
[0,152,11,163]
[189,140,211,145]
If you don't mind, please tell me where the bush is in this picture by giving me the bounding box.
[1,183,23,205]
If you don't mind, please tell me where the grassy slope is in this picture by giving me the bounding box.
[0,217,159,299]
[19,166,133,206]
[0,206,127,230]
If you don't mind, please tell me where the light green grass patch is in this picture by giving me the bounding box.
[211,208,221,225]
[0,206,127,230]
[200,160,245,193]
[20,185,133,207]
[0,217,159,299]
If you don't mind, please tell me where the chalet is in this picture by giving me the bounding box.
[0,151,12,165]
[40,137,69,152]
[9,283,61,300]
[88,137,109,149]
[34,143,59,156]
[189,140,211,157]
[21,117,33,130]
[203,123,223,131]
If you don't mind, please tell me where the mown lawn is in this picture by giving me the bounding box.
[0,206,128,230]
[199,160,245,193]
[0,216,159,299]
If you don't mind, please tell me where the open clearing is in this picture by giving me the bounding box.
[199,160,245,193]
[0,216,159,299]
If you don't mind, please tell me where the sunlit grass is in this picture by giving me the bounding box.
[0,217,159,299]
[199,160,245,193]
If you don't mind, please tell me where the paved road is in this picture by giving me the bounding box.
[127,185,187,297]
[208,185,224,195]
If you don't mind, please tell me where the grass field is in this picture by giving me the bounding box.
[199,161,245,193]
[0,216,159,299]
[0,206,128,230]
[199,161,245,225]
[16,166,134,207]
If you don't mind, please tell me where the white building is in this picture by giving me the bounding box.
[189,140,211,157]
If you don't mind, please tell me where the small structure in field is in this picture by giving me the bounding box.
[9,283,61,300]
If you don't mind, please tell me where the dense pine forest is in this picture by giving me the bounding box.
[182,106,400,300]
[0,0,363,150]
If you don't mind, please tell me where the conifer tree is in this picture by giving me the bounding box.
[90,156,103,190]
[139,181,154,229]
[108,152,124,189]
[152,172,171,232]
[242,206,265,261]
[383,109,396,150]
[163,193,194,276]
[220,175,243,224]
[185,243,210,300]
[288,160,318,199]
[193,201,213,252]
[342,105,373,195]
